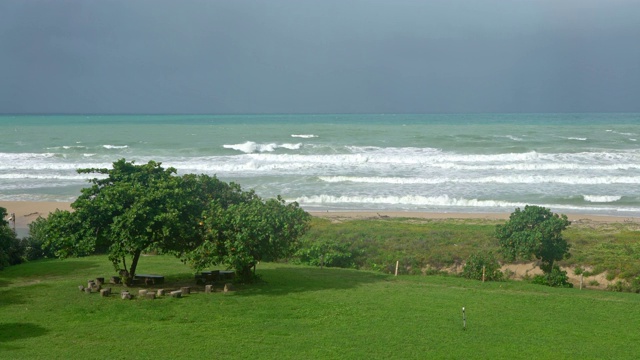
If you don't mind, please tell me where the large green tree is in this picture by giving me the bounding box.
[496,205,571,275]
[189,196,311,281]
[43,159,310,284]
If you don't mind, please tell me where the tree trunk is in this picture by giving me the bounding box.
[124,250,142,286]
[238,264,254,282]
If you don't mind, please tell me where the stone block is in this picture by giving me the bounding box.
[224,283,235,293]
[205,285,213,293]
[180,287,190,295]
[170,290,182,298]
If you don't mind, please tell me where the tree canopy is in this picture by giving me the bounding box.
[189,196,310,280]
[496,205,571,275]
[0,207,21,269]
[43,159,310,284]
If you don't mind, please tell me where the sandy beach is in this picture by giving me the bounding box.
[3,200,639,235]
[1,201,72,237]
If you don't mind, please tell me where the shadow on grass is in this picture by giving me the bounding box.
[107,267,390,297]
[0,323,49,343]
[0,259,99,280]
[237,266,390,297]
[0,283,51,308]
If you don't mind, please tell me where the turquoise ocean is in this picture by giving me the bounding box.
[1,113,639,217]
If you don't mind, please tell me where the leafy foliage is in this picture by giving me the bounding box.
[189,196,311,282]
[497,205,571,277]
[22,216,57,261]
[0,207,24,269]
[294,238,361,269]
[531,265,573,288]
[462,251,503,281]
[42,159,310,284]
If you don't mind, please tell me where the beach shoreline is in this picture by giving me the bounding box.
[3,200,639,235]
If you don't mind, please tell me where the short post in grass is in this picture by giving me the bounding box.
[580,274,583,290]
[482,266,486,283]
[462,307,466,331]
[395,261,399,276]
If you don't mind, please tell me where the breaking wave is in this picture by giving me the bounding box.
[223,141,302,153]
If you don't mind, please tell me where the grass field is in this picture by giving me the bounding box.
[1,255,639,359]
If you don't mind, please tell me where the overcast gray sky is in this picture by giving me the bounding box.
[1,0,639,114]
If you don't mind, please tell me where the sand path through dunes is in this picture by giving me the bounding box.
[1,201,72,236]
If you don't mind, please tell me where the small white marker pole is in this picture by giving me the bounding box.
[395,261,399,276]
[462,307,466,331]
[482,265,486,283]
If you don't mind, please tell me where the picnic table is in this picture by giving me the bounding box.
[194,270,235,284]
[134,274,165,285]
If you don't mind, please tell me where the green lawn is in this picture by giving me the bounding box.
[1,255,639,359]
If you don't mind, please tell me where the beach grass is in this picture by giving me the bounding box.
[1,255,639,359]
[300,216,640,281]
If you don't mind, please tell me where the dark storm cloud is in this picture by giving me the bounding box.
[1,0,639,114]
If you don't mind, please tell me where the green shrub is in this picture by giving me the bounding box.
[294,239,361,269]
[607,277,640,293]
[23,217,56,261]
[462,251,503,281]
[607,280,631,292]
[0,230,25,269]
[531,265,573,288]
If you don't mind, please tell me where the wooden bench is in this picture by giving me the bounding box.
[195,270,220,284]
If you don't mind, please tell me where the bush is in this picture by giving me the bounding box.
[0,229,25,269]
[294,239,361,269]
[607,277,640,293]
[607,280,631,292]
[462,251,503,281]
[531,265,573,288]
[23,217,56,261]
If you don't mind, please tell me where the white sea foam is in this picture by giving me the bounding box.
[103,145,128,149]
[0,173,96,180]
[567,137,587,141]
[319,175,640,185]
[293,194,640,213]
[0,152,57,160]
[291,134,318,138]
[295,194,524,208]
[583,195,622,203]
[500,135,523,141]
[223,141,302,153]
